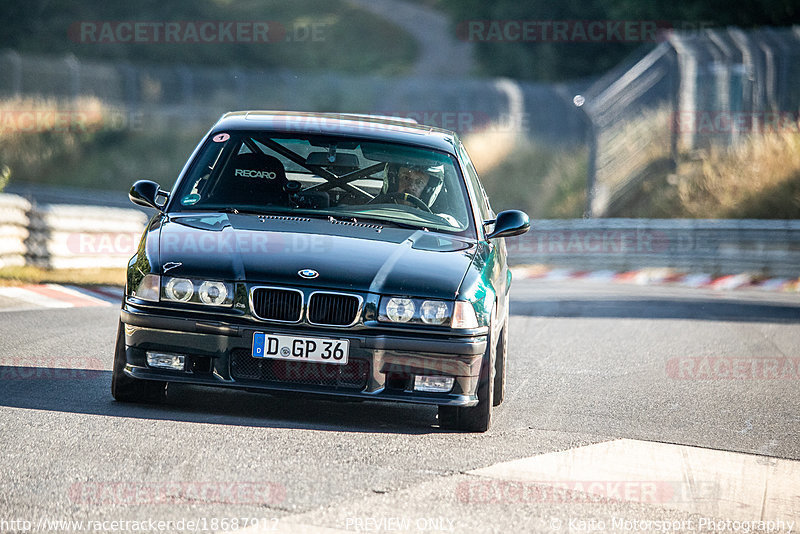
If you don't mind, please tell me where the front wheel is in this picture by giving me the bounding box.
[438,323,495,432]
[111,320,166,403]
[493,308,508,407]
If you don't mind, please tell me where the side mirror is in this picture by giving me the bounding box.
[130,180,168,210]
[485,210,530,239]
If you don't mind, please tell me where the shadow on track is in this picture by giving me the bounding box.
[0,367,440,434]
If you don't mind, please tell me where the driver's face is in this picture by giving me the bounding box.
[397,166,428,197]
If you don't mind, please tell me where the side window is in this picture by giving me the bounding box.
[458,142,494,221]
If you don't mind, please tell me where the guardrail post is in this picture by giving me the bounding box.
[573,94,598,218]
[668,48,680,170]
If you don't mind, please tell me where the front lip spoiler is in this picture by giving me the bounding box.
[124,365,478,407]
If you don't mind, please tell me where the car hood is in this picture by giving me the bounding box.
[155,213,477,299]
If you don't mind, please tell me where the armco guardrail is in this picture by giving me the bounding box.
[508,219,800,277]
[26,203,148,270]
[1,195,799,277]
[0,193,31,268]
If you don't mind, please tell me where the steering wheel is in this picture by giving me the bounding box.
[383,192,432,213]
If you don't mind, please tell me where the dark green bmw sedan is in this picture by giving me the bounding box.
[114,111,529,432]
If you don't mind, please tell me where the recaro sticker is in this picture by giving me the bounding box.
[235,169,277,179]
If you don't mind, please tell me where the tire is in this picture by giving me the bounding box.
[111,320,166,403]
[493,308,508,407]
[438,317,495,432]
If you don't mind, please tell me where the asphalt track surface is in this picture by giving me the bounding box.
[1,279,798,533]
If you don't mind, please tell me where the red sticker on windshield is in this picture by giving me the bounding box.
[213,133,230,142]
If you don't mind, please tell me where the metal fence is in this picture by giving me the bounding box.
[580,26,800,216]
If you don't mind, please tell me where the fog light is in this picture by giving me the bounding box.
[146,351,185,371]
[414,375,454,393]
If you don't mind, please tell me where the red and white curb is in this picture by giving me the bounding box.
[0,284,121,311]
[512,266,800,292]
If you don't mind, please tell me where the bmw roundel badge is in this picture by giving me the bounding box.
[298,269,319,279]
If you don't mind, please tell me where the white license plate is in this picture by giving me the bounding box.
[252,332,349,365]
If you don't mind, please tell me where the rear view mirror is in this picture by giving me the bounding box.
[485,210,530,239]
[130,180,168,210]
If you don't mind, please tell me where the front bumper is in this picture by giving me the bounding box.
[120,307,487,407]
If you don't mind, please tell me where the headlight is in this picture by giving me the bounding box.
[198,281,228,305]
[132,274,160,302]
[385,297,415,323]
[420,300,449,325]
[379,297,471,328]
[164,277,194,302]
[162,277,233,307]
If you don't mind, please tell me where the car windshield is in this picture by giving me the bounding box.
[169,131,474,234]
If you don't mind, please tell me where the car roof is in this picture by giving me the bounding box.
[212,111,460,153]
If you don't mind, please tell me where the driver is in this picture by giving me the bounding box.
[373,163,444,209]
[396,165,429,199]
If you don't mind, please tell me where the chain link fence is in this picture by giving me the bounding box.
[580,26,800,216]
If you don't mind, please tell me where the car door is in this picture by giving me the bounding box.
[456,141,510,329]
